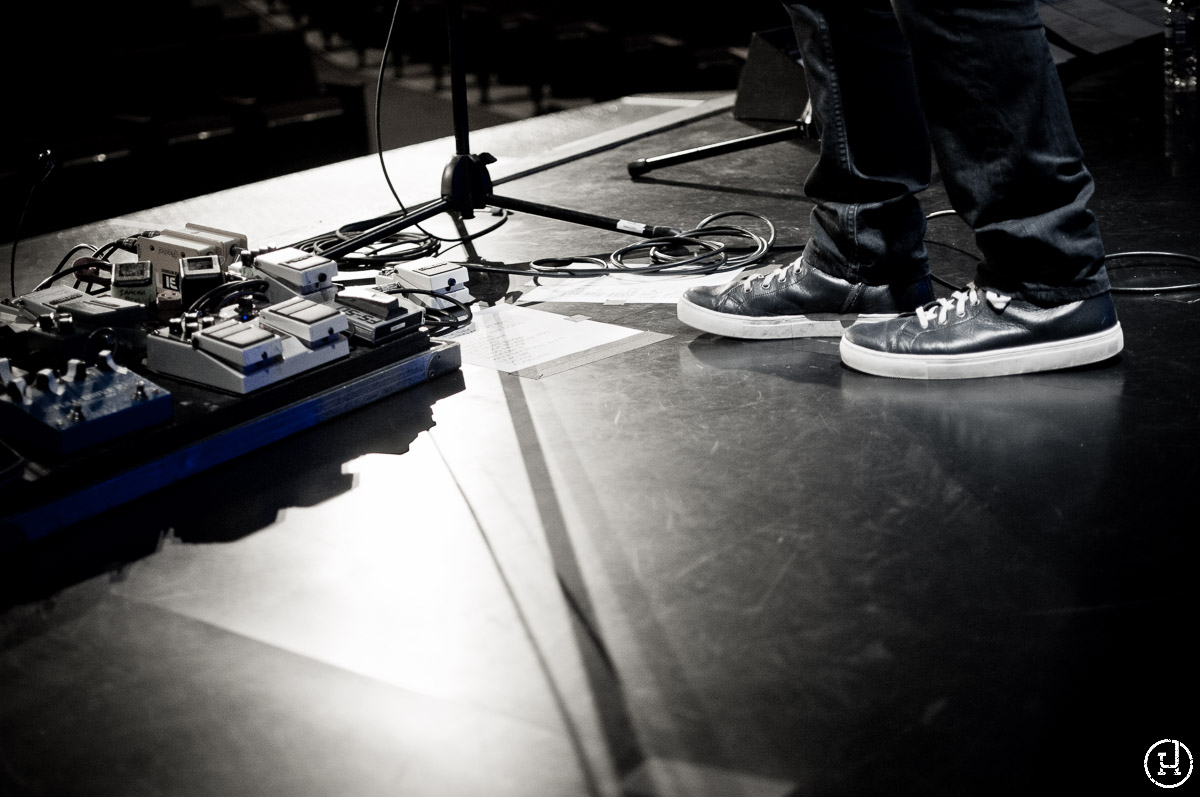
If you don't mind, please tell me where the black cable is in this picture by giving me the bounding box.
[530,256,608,271]
[1104,251,1200,293]
[922,209,1200,294]
[609,235,727,274]
[307,235,436,268]
[420,207,511,244]
[369,3,532,249]
[372,0,474,247]
[465,212,775,281]
[380,284,473,334]
[187,278,271,313]
[692,210,778,265]
[420,245,727,282]
[337,219,435,247]
[375,0,410,218]
[52,244,98,276]
[300,218,441,267]
[215,291,270,311]
[19,245,126,297]
[647,226,765,271]
[618,211,775,274]
[923,208,979,290]
[928,271,967,291]
[312,207,778,285]
[1105,250,1200,266]
[85,327,118,361]
[31,260,108,292]
[74,267,110,295]
[37,239,138,296]
[8,151,55,299]
[91,240,125,263]
[10,187,37,299]
[526,256,610,284]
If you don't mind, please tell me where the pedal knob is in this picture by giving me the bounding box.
[35,369,58,393]
[96,350,124,373]
[54,311,74,334]
[4,375,27,402]
[65,359,88,382]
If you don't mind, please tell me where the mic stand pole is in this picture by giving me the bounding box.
[320,0,680,263]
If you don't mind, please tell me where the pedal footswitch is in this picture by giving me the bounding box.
[192,319,284,372]
[333,287,423,345]
[253,247,338,298]
[19,286,145,328]
[258,296,349,346]
[144,299,351,394]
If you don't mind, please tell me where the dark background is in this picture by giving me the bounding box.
[0,0,790,243]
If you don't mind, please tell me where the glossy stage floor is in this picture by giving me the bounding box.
[1,44,1197,796]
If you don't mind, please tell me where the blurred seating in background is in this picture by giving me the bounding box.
[0,0,369,242]
[1,0,787,242]
[285,1,782,110]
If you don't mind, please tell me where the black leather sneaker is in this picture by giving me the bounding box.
[839,286,1124,379]
[677,257,934,339]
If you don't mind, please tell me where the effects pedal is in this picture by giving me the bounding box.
[177,223,249,265]
[332,287,423,345]
[0,352,172,456]
[257,296,349,345]
[18,286,146,328]
[376,260,473,310]
[136,225,248,297]
[252,247,339,303]
[109,260,156,306]
[177,255,225,308]
[144,296,350,394]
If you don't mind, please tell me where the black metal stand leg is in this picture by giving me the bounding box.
[319,199,452,261]
[627,124,807,178]
[489,194,679,238]
[323,0,682,265]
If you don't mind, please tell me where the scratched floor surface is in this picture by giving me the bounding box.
[1,38,1197,797]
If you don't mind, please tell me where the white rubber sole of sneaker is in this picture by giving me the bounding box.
[839,323,1125,379]
[677,297,896,339]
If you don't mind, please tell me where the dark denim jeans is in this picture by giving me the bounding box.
[785,0,1111,305]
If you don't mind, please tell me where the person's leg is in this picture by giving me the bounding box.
[891,0,1110,304]
[786,0,932,287]
[839,0,1122,379]
[676,0,934,339]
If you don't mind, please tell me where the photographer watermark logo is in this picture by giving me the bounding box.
[1145,739,1193,788]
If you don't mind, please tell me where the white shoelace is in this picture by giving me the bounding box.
[744,261,798,293]
[915,287,1012,328]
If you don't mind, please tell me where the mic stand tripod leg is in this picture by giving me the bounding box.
[315,0,683,271]
[318,198,452,261]
[487,194,680,239]
[627,124,808,178]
